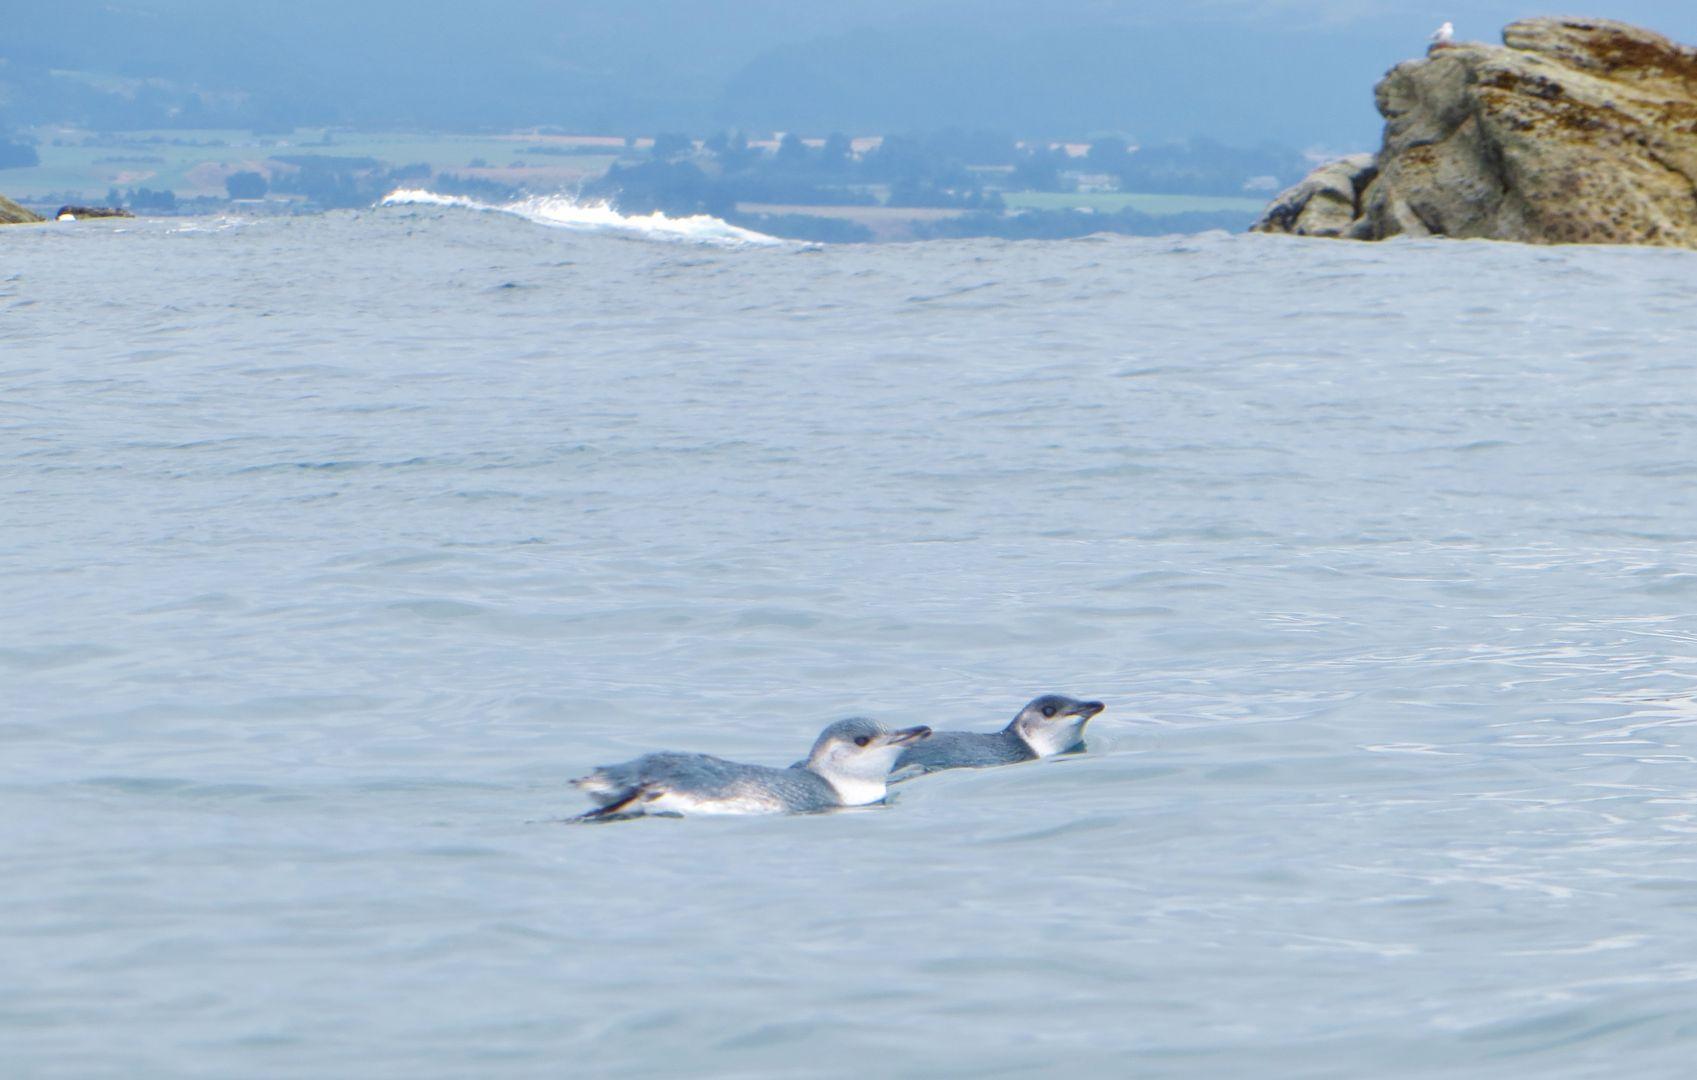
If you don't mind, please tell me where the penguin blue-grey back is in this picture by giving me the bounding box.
[893,694,1105,775]
[573,717,931,820]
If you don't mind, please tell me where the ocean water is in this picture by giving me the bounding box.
[6,202,1697,1078]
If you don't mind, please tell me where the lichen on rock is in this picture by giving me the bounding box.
[1253,17,1697,247]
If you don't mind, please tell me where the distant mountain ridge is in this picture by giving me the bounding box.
[4,2,1696,145]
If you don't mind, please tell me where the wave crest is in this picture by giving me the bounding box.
[380,189,781,248]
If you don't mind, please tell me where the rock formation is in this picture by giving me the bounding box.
[55,205,136,221]
[1254,17,1697,247]
[1,194,43,225]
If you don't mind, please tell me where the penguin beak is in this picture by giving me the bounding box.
[884,725,932,746]
[1070,701,1105,719]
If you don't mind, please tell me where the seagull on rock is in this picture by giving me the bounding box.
[1430,21,1455,46]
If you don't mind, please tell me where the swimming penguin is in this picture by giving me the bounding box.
[891,694,1105,775]
[572,717,932,820]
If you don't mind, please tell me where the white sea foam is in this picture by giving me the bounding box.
[168,216,258,234]
[379,188,782,247]
[379,189,485,211]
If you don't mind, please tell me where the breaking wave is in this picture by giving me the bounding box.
[379,189,782,248]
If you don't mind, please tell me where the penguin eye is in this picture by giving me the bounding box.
[853,735,871,747]
[1042,706,1057,718]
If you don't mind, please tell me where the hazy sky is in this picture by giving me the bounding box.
[8,2,1697,145]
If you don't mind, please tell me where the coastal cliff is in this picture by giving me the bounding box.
[1,193,43,224]
[1254,17,1697,247]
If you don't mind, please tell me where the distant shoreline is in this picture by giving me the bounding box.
[2,125,1301,241]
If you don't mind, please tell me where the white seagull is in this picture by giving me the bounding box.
[1430,21,1455,45]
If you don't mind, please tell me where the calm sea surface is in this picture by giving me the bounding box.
[5,207,1697,1078]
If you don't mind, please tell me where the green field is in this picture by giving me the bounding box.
[0,128,623,200]
[1002,191,1269,215]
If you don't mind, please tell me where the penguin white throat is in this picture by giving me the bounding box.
[816,771,890,807]
[1016,719,1087,758]
[806,743,898,805]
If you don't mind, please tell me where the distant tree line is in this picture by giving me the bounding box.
[1085,137,1306,197]
[225,172,268,199]
[233,156,433,208]
[586,128,1037,218]
[106,185,178,211]
[426,172,524,204]
[586,128,1303,221]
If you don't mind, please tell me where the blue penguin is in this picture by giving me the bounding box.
[891,694,1105,775]
[573,717,932,820]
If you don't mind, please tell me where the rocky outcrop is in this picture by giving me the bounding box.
[55,205,135,221]
[1249,153,1378,238]
[1254,17,1697,247]
[1,194,43,225]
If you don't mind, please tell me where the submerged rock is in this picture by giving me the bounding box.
[1254,17,1697,247]
[56,205,136,221]
[1,194,43,225]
